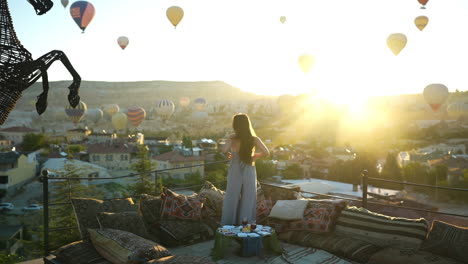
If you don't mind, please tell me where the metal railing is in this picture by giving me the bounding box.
[40,164,468,256]
[41,159,230,255]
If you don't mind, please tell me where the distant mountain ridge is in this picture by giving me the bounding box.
[17,80,271,110]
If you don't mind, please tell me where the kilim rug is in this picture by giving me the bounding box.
[267,247,351,264]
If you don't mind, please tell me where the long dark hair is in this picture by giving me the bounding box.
[232,113,256,164]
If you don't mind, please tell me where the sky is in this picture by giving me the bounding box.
[9,0,468,101]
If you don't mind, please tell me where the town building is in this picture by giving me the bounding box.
[0,151,39,194]
[66,128,92,143]
[87,132,117,144]
[153,150,204,179]
[0,126,39,145]
[87,142,137,171]
[0,225,23,254]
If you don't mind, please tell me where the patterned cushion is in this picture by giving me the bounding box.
[335,206,428,249]
[71,198,137,241]
[152,220,214,247]
[278,230,382,263]
[97,211,158,242]
[139,194,163,226]
[146,255,216,264]
[54,240,111,264]
[368,247,464,264]
[256,183,273,225]
[420,220,468,263]
[269,199,346,233]
[259,183,301,203]
[198,181,224,216]
[89,228,171,263]
[160,188,205,221]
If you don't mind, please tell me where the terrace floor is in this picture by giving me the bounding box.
[18,240,310,264]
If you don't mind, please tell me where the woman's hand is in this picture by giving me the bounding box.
[252,153,263,162]
[224,152,232,160]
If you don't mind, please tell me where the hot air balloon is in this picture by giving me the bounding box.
[415,16,429,31]
[112,112,127,131]
[103,104,120,119]
[280,16,286,24]
[117,36,129,50]
[65,101,87,124]
[166,6,184,28]
[61,0,69,8]
[86,108,103,123]
[387,33,407,56]
[179,97,190,109]
[298,54,314,73]
[194,98,207,111]
[70,1,95,33]
[418,0,429,9]
[127,107,146,127]
[423,84,449,112]
[447,102,468,117]
[155,99,175,121]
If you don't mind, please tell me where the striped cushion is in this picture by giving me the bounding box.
[420,220,468,263]
[335,206,428,249]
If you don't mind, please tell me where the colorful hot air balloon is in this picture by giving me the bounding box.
[70,1,95,33]
[194,98,207,111]
[418,0,429,9]
[112,112,127,130]
[86,108,103,123]
[179,97,190,109]
[298,54,314,73]
[65,101,87,124]
[387,33,407,56]
[166,6,184,28]
[280,16,286,24]
[61,0,69,8]
[423,84,449,112]
[127,107,146,127]
[156,99,175,121]
[415,16,429,31]
[117,36,129,50]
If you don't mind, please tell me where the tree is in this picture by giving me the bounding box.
[255,159,276,180]
[182,135,193,149]
[282,163,303,179]
[380,152,403,189]
[46,162,99,250]
[66,145,85,158]
[21,133,46,151]
[126,145,156,196]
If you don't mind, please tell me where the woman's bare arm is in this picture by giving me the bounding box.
[253,137,270,160]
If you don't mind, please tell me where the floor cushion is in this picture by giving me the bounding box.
[150,220,214,247]
[160,187,205,221]
[367,247,464,264]
[257,183,273,225]
[146,255,216,263]
[267,247,352,264]
[89,228,171,264]
[269,199,346,234]
[53,240,111,264]
[420,220,468,263]
[198,181,224,216]
[278,230,382,263]
[97,211,158,242]
[335,206,428,249]
[71,197,137,241]
[139,194,163,226]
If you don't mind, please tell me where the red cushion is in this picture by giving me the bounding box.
[160,188,205,221]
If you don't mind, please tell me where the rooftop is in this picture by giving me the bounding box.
[153,150,205,162]
[0,126,38,133]
[87,142,137,154]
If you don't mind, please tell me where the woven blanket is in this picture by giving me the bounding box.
[268,247,351,264]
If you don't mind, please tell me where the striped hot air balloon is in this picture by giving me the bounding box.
[65,101,87,124]
[127,107,146,127]
[156,99,175,121]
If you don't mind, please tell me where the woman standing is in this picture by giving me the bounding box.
[221,113,270,225]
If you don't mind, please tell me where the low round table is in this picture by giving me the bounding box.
[211,226,283,260]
